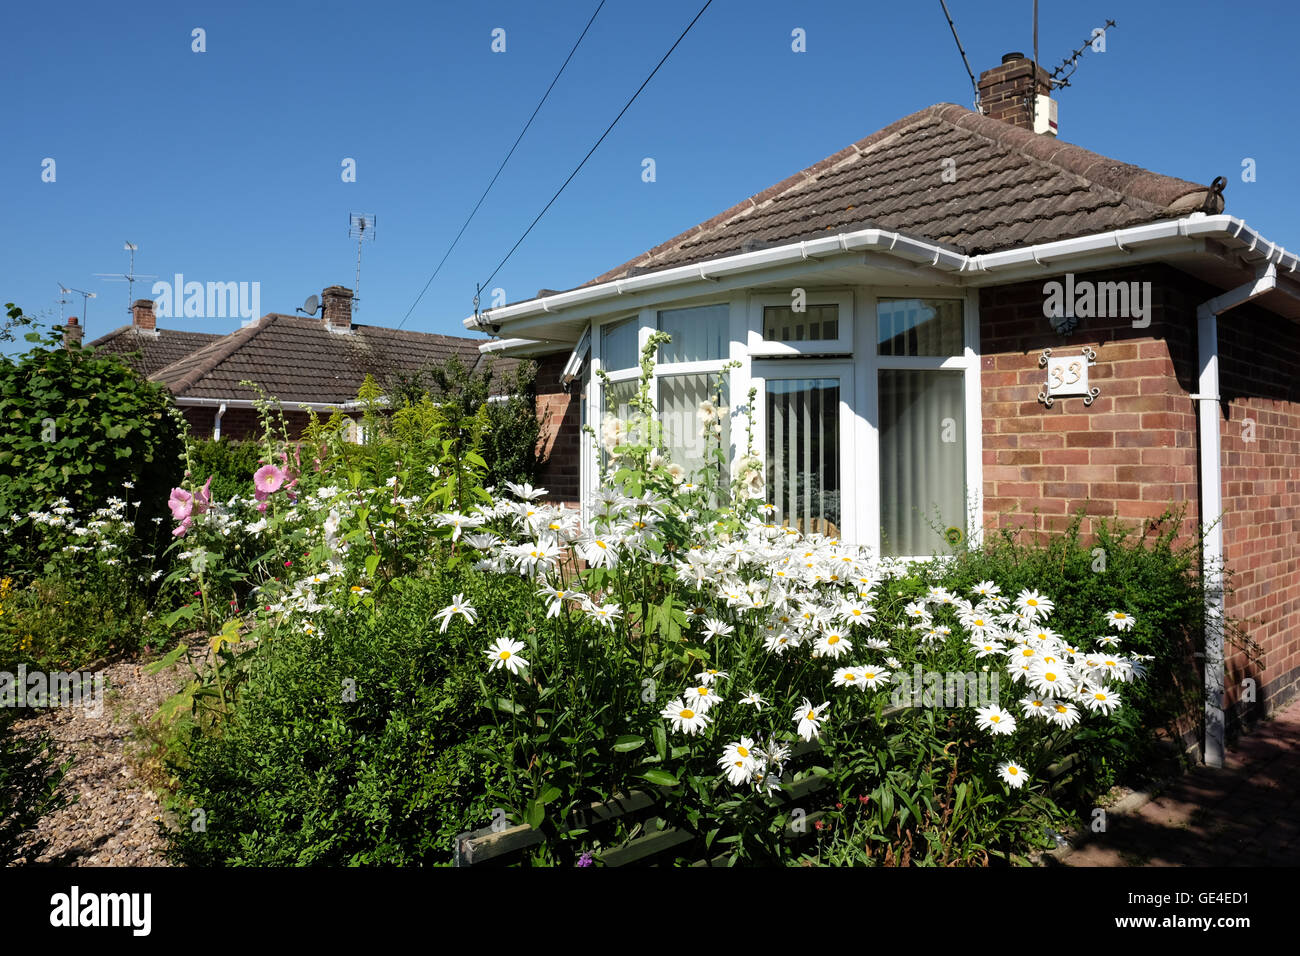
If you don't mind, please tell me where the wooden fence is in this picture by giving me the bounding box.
[453,702,1084,866]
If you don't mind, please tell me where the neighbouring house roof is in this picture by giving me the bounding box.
[88,326,223,377]
[585,102,1218,288]
[150,313,493,405]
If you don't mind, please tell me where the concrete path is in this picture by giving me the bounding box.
[1059,699,1300,866]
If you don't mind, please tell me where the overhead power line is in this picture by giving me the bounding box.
[396,0,608,330]
[474,0,716,316]
[938,0,978,107]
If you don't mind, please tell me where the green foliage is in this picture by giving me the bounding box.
[0,308,185,573]
[162,573,511,865]
[187,439,266,506]
[387,354,542,489]
[937,508,1204,791]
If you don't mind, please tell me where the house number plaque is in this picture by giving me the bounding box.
[1038,346,1099,408]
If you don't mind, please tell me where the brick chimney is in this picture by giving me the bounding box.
[322,286,354,332]
[978,52,1056,136]
[132,298,157,331]
[62,316,83,348]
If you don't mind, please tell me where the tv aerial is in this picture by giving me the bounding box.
[94,241,158,315]
[59,283,97,324]
[348,214,375,314]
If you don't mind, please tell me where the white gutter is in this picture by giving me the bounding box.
[174,396,381,412]
[462,214,1300,340]
[1194,262,1279,768]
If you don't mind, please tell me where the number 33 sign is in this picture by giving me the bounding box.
[1038,346,1099,407]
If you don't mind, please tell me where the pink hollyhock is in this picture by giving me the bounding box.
[173,515,193,537]
[253,464,287,499]
[168,487,194,523]
[195,476,213,515]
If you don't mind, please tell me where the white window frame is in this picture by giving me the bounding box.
[577,284,981,556]
[859,287,982,559]
[750,358,857,543]
[747,290,854,357]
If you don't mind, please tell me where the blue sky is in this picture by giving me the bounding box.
[4,0,1297,351]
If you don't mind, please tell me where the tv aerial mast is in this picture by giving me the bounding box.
[94,241,158,315]
[59,283,97,325]
[348,214,376,314]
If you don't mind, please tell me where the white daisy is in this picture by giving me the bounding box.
[684,684,723,713]
[998,761,1028,789]
[794,698,830,741]
[661,698,711,735]
[1046,699,1081,729]
[1082,685,1122,715]
[813,629,853,660]
[738,691,768,710]
[975,705,1018,735]
[485,637,529,675]
[433,593,477,633]
[1105,610,1136,631]
[1015,589,1055,620]
[832,666,866,690]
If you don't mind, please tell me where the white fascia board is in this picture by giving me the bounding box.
[466,216,1300,335]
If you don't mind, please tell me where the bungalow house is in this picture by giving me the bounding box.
[72,286,513,441]
[464,53,1300,764]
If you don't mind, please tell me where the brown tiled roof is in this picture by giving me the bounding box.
[87,326,222,377]
[586,103,1216,287]
[150,314,486,404]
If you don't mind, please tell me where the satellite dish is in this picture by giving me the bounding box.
[300,294,320,316]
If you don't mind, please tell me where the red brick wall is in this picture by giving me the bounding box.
[181,405,313,441]
[980,264,1200,545]
[1217,303,1300,717]
[533,353,581,504]
[980,264,1300,722]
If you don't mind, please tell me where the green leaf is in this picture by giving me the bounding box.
[364,553,380,579]
[613,734,645,753]
[143,644,187,675]
[525,800,544,829]
[652,723,667,761]
[538,785,561,805]
[639,769,678,788]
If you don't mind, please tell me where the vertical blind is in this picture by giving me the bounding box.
[766,378,840,536]
[877,298,964,356]
[658,304,729,363]
[878,369,965,556]
[659,373,729,482]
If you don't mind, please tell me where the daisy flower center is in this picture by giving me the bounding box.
[680,709,695,719]
[736,747,749,758]
[499,651,511,660]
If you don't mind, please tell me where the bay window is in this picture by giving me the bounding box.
[585,287,979,557]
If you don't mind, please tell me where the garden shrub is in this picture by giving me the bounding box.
[163,571,510,865]
[187,439,266,506]
[935,511,1205,795]
[0,310,185,575]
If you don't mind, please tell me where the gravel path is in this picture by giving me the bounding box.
[7,646,200,867]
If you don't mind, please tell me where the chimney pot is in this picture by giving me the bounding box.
[1002,51,1024,63]
[131,298,157,331]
